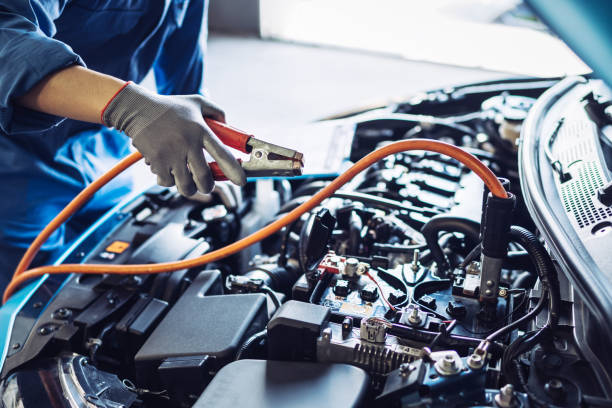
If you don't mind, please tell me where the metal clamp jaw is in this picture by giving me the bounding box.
[242,137,304,178]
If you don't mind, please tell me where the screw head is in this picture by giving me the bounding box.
[38,324,57,336]
[106,293,118,305]
[11,343,20,350]
[53,308,72,320]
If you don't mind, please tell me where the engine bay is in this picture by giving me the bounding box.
[2,76,612,408]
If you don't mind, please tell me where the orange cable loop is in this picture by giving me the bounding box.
[3,140,507,303]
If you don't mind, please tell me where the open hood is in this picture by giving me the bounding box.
[526,0,612,88]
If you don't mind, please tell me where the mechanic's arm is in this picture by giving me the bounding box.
[15,65,247,195]
[3,1,245,196]
[16,65,124,124]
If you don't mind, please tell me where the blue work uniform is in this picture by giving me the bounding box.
[0,0,209,289]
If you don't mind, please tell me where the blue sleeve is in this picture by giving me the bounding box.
[153,0,207,95]
[0,0,84,135]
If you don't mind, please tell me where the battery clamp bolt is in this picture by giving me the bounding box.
[407,306,422,325]
[434,352,463,376]
[495,384,517,408]
[411,249,421,272]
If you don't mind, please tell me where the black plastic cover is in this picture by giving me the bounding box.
[159,355,212,407]
[134,271,266,386]
[135,293,267,374]
[267,300,330,361]
[193,359,369,408]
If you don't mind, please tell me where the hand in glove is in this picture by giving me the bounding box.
[102,82,246,196]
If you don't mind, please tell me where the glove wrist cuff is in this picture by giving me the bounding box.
[100,81,131,126]
[102,82,169,138]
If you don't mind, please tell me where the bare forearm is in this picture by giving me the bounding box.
[15,65,125,124]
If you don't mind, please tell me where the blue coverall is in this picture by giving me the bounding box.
[0,0,209,289]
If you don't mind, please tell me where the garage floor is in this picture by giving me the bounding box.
[204,34,509,132]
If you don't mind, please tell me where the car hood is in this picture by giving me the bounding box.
[526,0,612,88]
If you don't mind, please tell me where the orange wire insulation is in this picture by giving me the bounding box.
[3,140,507,303]
[12,152,144,280]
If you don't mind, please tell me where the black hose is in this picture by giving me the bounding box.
[298,212,316,273]
[421,215,481,272]
[236,329,267,360]
[348,210,362,254]
[293,180,330,197]
[503,251,535,271]
[283,190,440,216]
[583,395,612,408]
[513,359,551,407]
[309,272,333,304]
[512,271,537,289]
[245,266,299,295]
[278,195,311,214]
[508,226,560,327]
[389,322,504,353]
[333,191,440,216]
[277,220,301,267]
[358,114,479,137]
[502,328,548,394]
[461,244,534,271]
[355,187,405,201]
[260,286,282,311]
[460,244,481,268]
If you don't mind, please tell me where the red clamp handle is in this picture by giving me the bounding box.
[204,118,252,153]
[209,159,243,181]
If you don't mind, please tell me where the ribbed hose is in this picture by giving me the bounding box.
[420,216,481,272]
[508,226,560,327]
[235,329,267,360]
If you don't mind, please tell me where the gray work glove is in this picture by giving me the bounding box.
[102,83,246,196]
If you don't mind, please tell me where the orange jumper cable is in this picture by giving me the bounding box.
[4,139,507,303]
